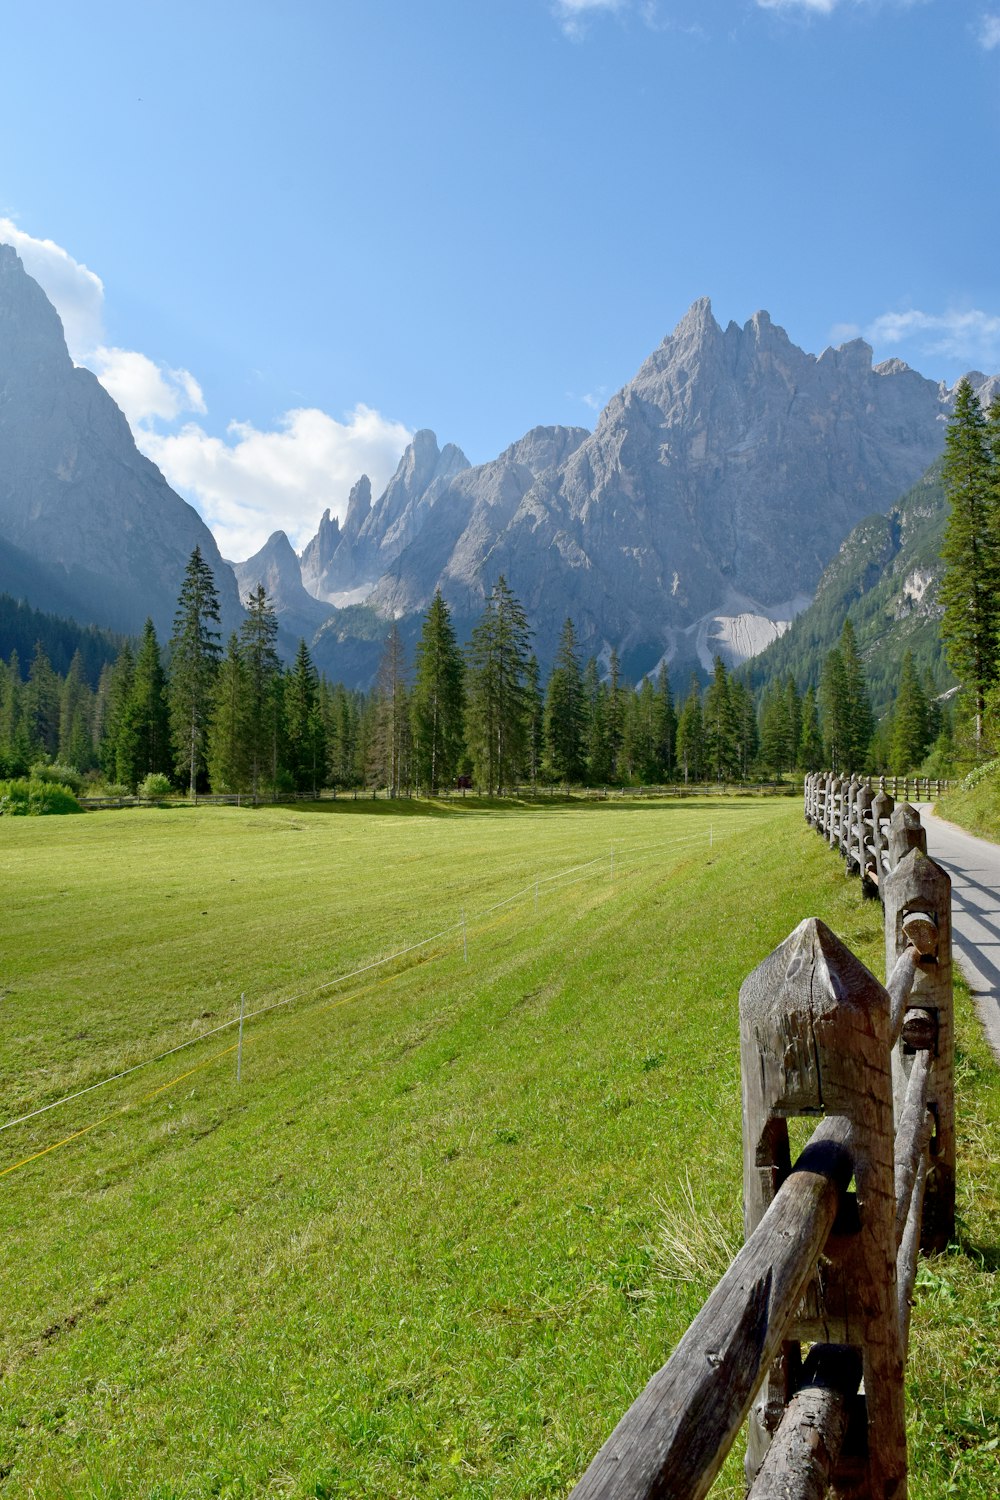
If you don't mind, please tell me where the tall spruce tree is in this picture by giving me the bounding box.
[798,686,824,771]
[524,655,544,789]
[25,642,60,759]
[654,665,677,781]
[465,576,532,795]
[939,379,1000,752]
[240,584,282,801]
[207,634,251,793]
[411,591,465,793]
[676,675,704,783]
[543,618,586,783]
[285,639,326,797]
[118,619,171,789]
[373,622,410,796]
[890,651,930,773]
[703,657,737,780]
[169,546,222,796]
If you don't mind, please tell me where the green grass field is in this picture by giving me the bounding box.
[1,797,998,1498]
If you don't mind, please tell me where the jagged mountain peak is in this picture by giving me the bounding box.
[0,243,242,638]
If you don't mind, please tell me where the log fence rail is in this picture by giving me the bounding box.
[570,777,953,1499]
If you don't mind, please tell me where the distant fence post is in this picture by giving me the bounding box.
[883,847,955,1253]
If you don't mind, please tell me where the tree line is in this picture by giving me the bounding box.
[936,378,1000,760]
[1,547,953,798]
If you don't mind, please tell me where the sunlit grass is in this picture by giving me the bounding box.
[0,797,996,1496]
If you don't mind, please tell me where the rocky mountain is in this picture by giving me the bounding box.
[233,529,333,644]
[306,301,971,683]
[299,431,469,603]
[0,244,241,640]
[739,459,953,715]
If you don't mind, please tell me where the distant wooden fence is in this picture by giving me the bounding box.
[570,787,953,1498]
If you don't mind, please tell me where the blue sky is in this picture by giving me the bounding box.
[2,0,998,557]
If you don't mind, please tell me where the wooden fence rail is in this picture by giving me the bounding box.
[569,785,953,1498]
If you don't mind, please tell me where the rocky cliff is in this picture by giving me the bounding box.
[311,300,969,682]
[0,244,242,639]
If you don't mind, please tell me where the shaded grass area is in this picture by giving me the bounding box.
[0,798,997,1496]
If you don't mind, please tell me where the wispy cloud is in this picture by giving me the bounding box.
[978,13,1000,48]
[142,407,413,561]
[0,218,413,559]
[552,0,634,39]
[757,0,838,12]
[757,0,927,13]
[864,307,1000,370]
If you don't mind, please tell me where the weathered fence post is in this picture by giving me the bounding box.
[887,804,926,871]
[740,919,906,1497]
[883,847,955,1253]
[827,776,843,850]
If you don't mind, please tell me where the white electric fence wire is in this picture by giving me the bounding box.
[1,822,730,1137]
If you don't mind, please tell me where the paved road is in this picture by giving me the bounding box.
[917,803,1000,1062]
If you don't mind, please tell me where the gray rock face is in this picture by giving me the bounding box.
[234,530,333,644]
[300,432,469,602]
[0,243,242,639]
[340,300,976,678]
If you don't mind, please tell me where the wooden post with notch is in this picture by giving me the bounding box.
[740,918,906,1498]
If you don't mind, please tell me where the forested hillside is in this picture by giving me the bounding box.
[0,593,126,683]
[740,461,953,715]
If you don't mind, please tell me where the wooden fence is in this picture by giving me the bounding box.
[569,783,953,1498]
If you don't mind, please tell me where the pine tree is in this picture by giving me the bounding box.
[25,642,60,759]
[939,379,1000,753]
[117,620,171,789]
[730,679,758,779]
[411,591,465,793]
[169,546,222,796]
[653,665,677,781]
[759,681,792,777]
[373,622,409,796]
[285,639,326,797]
[819,646,850,770]
[890,650,930,773]
[630,677,659,782]
[240,584,282,801]
[207,634,251,792]
[839,619,873,768]
[543,618,586,783]
[583,657,609,784]
[524,655,544,789]
[703,657,737,780]
[606,649,624,782]
[58,650,95,771]
[466,576,532,795]
[676,675,704,783]
[0,652,29,776]
[100,644,135,782]
[798,686,824,771]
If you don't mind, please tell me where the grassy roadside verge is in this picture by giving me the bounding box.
[937,770,1000,844]
[0,798,997,1497]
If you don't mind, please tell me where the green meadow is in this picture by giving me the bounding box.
[1,798,997,1498]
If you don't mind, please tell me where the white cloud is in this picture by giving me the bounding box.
[90,346,206,427]
[139,404,413,561]
[0,218,414,562]
[756,0,839,11]
[757,0,926,11]
[865,307,1000,368]
[0,216,104,359]
[552,0,628,38]
[979,14,1000,48]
